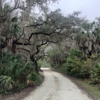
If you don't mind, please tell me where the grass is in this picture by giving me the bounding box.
[75,79,100,100]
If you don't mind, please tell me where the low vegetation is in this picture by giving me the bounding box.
[48,48,100,99]
[0,51,42,94]
[76,79,100,99]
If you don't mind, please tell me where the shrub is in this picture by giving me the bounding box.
[0,75,14,93]
[66,55,82,77]
[66,48,90,78]
[27,72,42,86]
[90,63,100,84]
[0,51,38,93]
[79,59,91,78]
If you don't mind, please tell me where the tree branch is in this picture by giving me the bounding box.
[0,42,7,48]
[34,41,48,55]
[29,32,52,41]
[13,40,31,45]
[17,48,31,55]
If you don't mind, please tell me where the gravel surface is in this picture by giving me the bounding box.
[23,68,93,100]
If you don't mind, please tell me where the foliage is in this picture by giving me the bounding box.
[0,51,41,93]
[49,48,90,78]
[0,75,14,93]
[66,50,100,83]
[75,33,89,43]
[38,59,51,68]
[12,16,21,36]
[69,48,83,58]
[79,59,91,78]
[90,63,100,84]
[48,46,100,86]
[27,72,42,85]
[66,49,83,78]
[65,49,92,78]
[47,47,68,74]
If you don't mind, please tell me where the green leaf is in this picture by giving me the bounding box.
[11,17,18,22]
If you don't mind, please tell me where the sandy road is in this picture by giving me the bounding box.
[23,68,93,100]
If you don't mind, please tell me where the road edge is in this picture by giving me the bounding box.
[0,71,45,100]
[51,68,96,100]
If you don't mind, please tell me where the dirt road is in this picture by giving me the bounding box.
[23,68,93,100]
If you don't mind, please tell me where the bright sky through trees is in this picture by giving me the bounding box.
[49,0,100,21]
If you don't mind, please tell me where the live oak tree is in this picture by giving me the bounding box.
[1,0,100,72]
[0,0,60,72]
[16,10,87,72]
[74,20,100,57]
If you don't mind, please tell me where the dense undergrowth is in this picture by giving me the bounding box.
[48,48,100,99]
[0,51,42,94]
[48,48,100,84]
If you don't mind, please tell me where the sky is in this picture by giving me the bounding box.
[49,0,100,21]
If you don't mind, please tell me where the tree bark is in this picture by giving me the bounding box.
[30,55,39,73]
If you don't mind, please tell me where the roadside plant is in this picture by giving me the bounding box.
[0,51,38,93]
[66,48,90,78]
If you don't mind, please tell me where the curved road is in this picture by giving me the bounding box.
[23,68,93,100]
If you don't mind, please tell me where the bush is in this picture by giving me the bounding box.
[90,63,100,84]
[0,51,38,93]
[66,48,90,78]
[27,72,42,86]
[0,75,14,93]
[79,59,91,78]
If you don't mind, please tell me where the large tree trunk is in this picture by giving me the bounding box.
[34,59,39,72]
[30,55,39,73]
